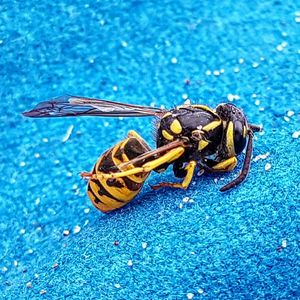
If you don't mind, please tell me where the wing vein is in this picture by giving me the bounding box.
[23,95,166,118]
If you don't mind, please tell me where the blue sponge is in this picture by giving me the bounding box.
[1,0,299,299]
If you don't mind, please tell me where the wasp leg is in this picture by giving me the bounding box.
[81,171,93,179]
[220,131,254,192]
[92,146,185,180]
[151,160,197,190]
[207,157,238,172]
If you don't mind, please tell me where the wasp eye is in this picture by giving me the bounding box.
[233,121,247,154]
[217,103,249,155]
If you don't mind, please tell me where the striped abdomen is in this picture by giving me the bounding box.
[87,136,151,212]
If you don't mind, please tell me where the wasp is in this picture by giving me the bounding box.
[23,95,261,212]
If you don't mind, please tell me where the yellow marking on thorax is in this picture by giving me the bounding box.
[202,120,222,132]
[162,112,172,118]
[198,140,209,150]
[226,121,235,156]
[191,104,214,113]
[162,129,174,141]
[170,119,182,134]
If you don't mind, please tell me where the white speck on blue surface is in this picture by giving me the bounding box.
[19,161,26,167]
[171,57,178,64]
[264,163,272,171]
[253,152,270,162]
[227,94,240,101]
[183,197,190,203]
[73,225,81,234]
[281,239,287,248]
[128,259,133,267]
[182,93,188,100]
[63,230,70,236]
[88,57,94,64]
[292,131,300,139]
[276,44,284,52]
[62,125,74,142]
[121,41,128,47]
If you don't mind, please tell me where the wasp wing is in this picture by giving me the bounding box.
[23,95,166,118]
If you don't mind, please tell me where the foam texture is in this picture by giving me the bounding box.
[1,0,299,299]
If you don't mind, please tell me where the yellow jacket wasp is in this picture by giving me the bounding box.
[23,95,261,212]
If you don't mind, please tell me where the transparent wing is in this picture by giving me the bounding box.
[23,95,166,118]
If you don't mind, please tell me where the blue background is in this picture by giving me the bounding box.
[1,0,299,299]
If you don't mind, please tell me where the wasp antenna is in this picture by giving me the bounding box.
[220,131,254,192]
[249,123,263,133]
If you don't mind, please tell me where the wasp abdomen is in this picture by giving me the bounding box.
[87,134,151,213]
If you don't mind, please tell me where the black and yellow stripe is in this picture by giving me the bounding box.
[87,135,151,213]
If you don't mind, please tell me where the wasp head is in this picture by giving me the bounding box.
[216,103,249,156]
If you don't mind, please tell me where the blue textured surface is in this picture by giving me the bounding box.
[1,1,300,299]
